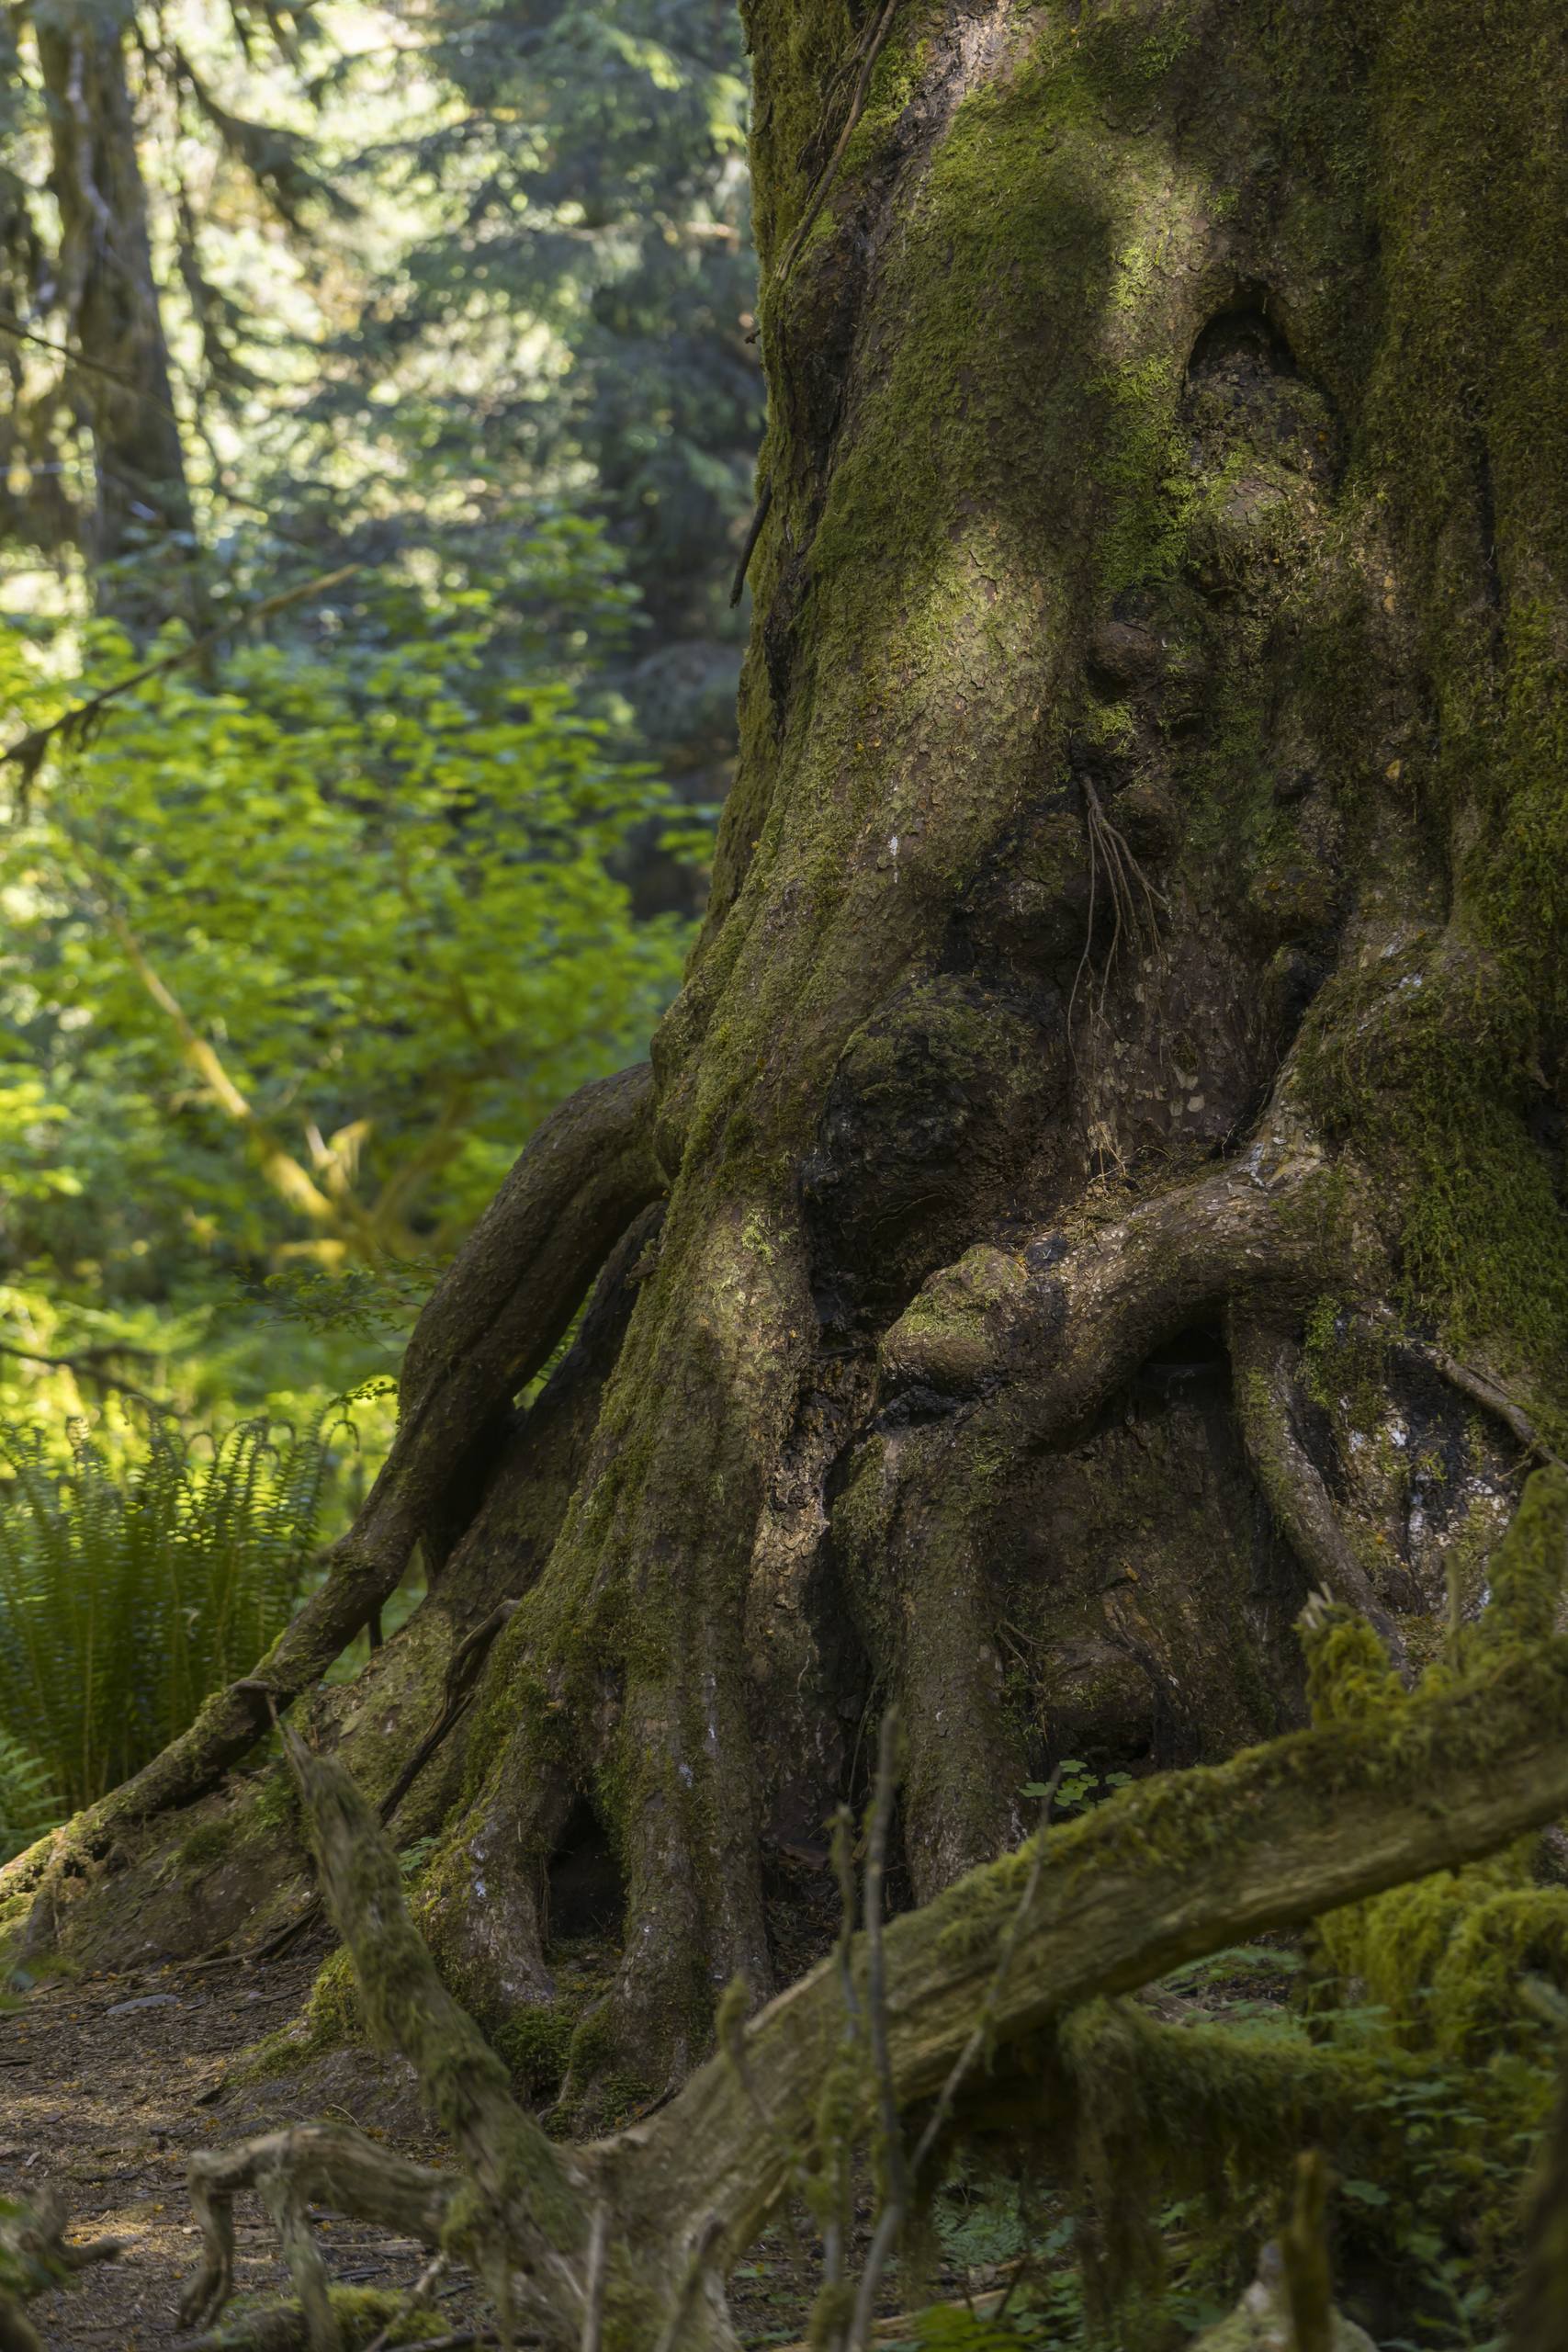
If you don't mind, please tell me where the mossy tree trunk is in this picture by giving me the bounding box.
[8,0,1566,2105]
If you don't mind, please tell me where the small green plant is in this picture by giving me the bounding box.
[0,1413,341,1816]
[1021,1760,1133,1816]
[0,1725,60,1865]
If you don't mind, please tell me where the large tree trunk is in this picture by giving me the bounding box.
[7,0,1565,2107]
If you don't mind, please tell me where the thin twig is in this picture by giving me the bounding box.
[0,1337,164,1410]
[907,1765,1063,2184]
[772,0,905,290]
[728,475,773,608]
[848,1712,908,2349]
[650,2213,723,2352]
[0,563,361,779]
[364,2250,449,2352]
[1067,777,1168,1059]
[0,309,164,396]
[579,2200,608,2352]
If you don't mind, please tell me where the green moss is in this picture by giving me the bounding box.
[1270,0,1568,1421]
[196,2286,449,2349]
[234,1944,364,2082]
[1303,1604,1407,1728]
[1470,1468,1568,1661]
[252,1766,299,1836]
[1299,946,1568,1433]
[176,1815,234,1871]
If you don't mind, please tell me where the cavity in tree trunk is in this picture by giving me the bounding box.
[7,0,1565,2118]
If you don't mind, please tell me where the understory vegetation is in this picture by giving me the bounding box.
[0,1412,347,1850]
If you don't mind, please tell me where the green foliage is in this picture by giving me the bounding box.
[0,1413,339,1815]
[1022,1760,1133,1817]
[0,557,698,1270]
[0,1728,59,1867]
[313,0,761,767]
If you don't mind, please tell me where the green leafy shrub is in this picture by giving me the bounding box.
[0,1414,337,1818]
[0,564,704,1275]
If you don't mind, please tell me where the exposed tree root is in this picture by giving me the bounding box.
[0,2189,120,2352]
[1228,1305,1415,1675]
[181,1476,1568,2348]
[878,1125,1348,1420]
[180,2127,456,2336]
[0,1063,662,1942]
[851,1122,1365,1887]
[254,1600,522,1962]
[1361,1315,1565,1471]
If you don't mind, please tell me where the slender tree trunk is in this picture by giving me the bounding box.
[32,0,204,631]
[8,0,1566,2119]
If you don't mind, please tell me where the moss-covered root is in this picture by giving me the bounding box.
[185,2285,450,2352]
[1471,1465,1568,1664]
[417,1726,573,2028]
[283,1732,582,2248]
[1229,1305,1414,1676]
[557,1651,773,2119]
[0,2188,120,2352]
[179,2127,456,2335]
[183,1624,1568,2346]
[0,1062,663,1951]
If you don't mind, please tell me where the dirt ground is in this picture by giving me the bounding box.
[0,1940,863,2350]
[1,1942,497,2349]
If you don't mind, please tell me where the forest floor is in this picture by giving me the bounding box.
[0,1944,495,2349]
[2,1938,1021,2350]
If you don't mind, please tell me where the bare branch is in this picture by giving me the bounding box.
[1280,2151,1334,2352]
[578,2207,607,2352]
[0,1337,164,1410]
[1,566,361,784]
[180,2126,454,2334]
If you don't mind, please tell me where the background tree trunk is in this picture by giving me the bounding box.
[33,0,205,632]
[9,0,1565,2111]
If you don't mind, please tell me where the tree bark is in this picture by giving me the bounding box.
[31,0,205,631]
[14,0,1567,2120]
[176,1553,1568,2350]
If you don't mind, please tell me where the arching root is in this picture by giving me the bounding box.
[0,1061,662,1942]
[1229,1304,1416,1677]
